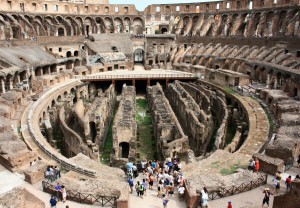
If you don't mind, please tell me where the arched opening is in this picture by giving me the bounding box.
[58,28,65,36]
[89,122,97,143]
[74,51,79,56]
[66,60,73,69]
[74,59,80,67]
[161,27,168,34]
[134,49,144,63]
[119,142,129,158]
[66,51,72,58]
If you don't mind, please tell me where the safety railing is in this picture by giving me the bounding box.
[42,181,118,207]
[75,73,197,80]
[204,171,268,200]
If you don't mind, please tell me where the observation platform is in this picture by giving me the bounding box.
[75,69,198,83]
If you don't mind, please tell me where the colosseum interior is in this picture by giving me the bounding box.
[0,0,299,207]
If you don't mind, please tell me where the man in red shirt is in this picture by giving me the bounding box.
[227,201,233,208]
[285,175,292,192]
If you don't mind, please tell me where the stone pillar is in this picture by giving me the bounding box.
[9,77,13,90]
[0,79,5,93]
[266,73,270,88]
[147,79,150,86]
[132,79,135,87]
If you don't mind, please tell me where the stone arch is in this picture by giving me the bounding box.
[84,17,96,36]
[123,17,131,33]
[66,60,73,69]
[74,50,79,57]
[104,17,114,33]
[95,17,105,33]
[57,95,62,102]
[74,59,81,66]
[253,12,261,36]
[161,27,168,34]
[56,16,72,36]
[278,10,287,35]
[66,51,72,57]
[75,17,84,35]
[132,17,144,34]
[58,27,65,36]
[33,16,46,36]
[265,11,274,37]
[114,17,123,33]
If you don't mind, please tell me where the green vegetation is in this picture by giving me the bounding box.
[211,161,220,169]
[220,161,248,176]
[223,87,238,96]
[136,98,155,161]
[101,101,119,165]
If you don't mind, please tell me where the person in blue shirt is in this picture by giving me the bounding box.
[128,177,134,193]
[50,195,57,208]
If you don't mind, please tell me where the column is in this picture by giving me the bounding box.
[0,79,5,93]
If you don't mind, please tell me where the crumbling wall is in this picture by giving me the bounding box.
[166,81,214,156]
[0,188,45,208]
[147,83,189,160]
[111,85,136,167]
[273,179,300,208]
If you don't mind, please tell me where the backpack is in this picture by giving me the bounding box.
[139,184,144,191]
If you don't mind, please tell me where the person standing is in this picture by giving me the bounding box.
[261,188,272,208]
[297,154,300,168]
[139,181,144,199]
[255,158,260,172]
[162,194,169,208]
[128,177,134,193]
[135,181,140,196]
[200,187,209,208]
[178,185,185,201]
[227,201,233,208]
[50,195,57,208]
[285,175,292,192]
[142,178,148,196]
[61,185,67,203]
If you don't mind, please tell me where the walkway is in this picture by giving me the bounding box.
[75,69,197,81]
[128,173,186,208]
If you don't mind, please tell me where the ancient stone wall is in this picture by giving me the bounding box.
[111,85,136,167]
[166,81,214,156]
[147,83,189,160]
[0,188,45,208]
[83,84,116,150]
[273,179,300,208]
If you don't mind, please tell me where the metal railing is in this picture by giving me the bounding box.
[205,171,268,200]
[42,181,118,207]
[75,73,197,80]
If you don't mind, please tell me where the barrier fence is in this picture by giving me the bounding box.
[205,171,268,200]
[42,181,118,207]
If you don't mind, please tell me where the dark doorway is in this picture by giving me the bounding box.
[89,122,97,143]
[58,28,65,36]
[161,27,168,34]
[115,80,133,94]
[119,142,129,158]
[86,25,90,37]
[135,80,147,95]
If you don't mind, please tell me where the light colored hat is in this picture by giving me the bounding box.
[264,188,270,191]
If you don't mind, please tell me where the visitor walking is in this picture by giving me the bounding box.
[135,181,140,196]
[162,194,169,208]
[139,181,145,199]
[61,185,67,203]
[142,178,148,196]
[285,175,292,192]
[128,177,134,193]
[168,182,174,197]
[178,185,185,201]
[261,188,272,208]
[50,195,57,208]
[200,187,208,208]
[227,201,233,208]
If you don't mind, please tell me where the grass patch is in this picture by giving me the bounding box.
[101,101,119,165]
[223,87,238,96]
[211,161,220,168]
[220,161,248,175]
[136,98,155,160]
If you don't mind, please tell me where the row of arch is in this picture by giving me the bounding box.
[172,9,299,37]
[0,13,145,40]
